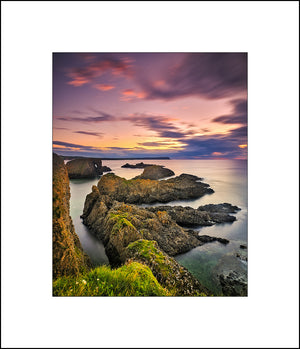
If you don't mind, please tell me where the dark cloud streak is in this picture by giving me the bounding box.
[140,53,247,101]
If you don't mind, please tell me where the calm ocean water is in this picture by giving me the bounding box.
[68,159,247,295]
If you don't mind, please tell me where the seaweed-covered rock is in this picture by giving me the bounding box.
[96,173,214,204]
[134,165,175,180]
[125,240,210,296]
[53,153,90,279]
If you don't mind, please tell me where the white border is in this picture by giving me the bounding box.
[2,1,299,348]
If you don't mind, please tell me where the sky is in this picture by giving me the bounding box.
[53,52,247,159]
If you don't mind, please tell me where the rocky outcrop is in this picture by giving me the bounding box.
[96,173,214,204]
[125,240,210,296]
[81,190,201,265]
[121,162,154,168]
[101,165,112,173]
[214,254,247,296]
[81,187,230,265]
[148,203,239,227]
[219,271,247,296]
[53,153,90,279]
[66,158,111,179]
[134,165,175,180]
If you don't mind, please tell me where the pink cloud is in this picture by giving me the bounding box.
[121,89,147,101]
[94,84,115,91]
[67,57,132,87]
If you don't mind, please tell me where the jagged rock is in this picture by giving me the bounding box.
[219,271,247,296]
[96,173,214,204]
[81,191,202,264]
[197,203,241,223]
[121,162,154,168]
[134,165,175,180]
[214,254,247,296]
[81,188,231,265]
[148,204,239,227]
[53,153,91,279]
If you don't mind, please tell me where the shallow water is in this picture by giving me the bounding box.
[68,159,247,294]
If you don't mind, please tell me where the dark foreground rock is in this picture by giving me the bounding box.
[53,153,91,279]
[213,254,247,296]
[134,165,175,180]
[66,158,111,179]
[219,271,247,296]
[148,203,239,227]
[96,173,214,204]
[121,162,154,168]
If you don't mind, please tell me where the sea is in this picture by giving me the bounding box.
[68,159,247,295]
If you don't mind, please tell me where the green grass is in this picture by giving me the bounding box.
[53,261,170,296]
[127,240,172,278]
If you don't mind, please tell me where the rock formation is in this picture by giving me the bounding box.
[133,165,175,180]
[53,153,90,279]
[148,203,239,227]
[96,173,214,204]
[121,162,155,168]
[66,158,111,179]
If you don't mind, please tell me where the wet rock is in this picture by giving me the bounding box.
[219,271,247,296]
[236,253,247,262]
[96,173,214,204]
[134,165,175,180]
[240,244,247,249]
[214,254,248,296]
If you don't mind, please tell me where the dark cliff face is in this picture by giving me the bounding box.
[53,153,90,279]
[66,158,104,179]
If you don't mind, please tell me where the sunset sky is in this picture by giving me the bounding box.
[53,52,247,159]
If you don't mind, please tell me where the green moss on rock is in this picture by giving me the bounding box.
[126,239,210,296]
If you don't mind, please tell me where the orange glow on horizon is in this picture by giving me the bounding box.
[238,144,247,148]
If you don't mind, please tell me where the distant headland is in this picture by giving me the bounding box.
[62,155,170,160]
